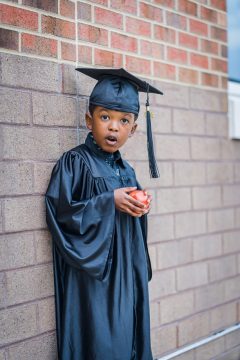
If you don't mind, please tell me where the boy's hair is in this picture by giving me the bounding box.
[89,104,138,121]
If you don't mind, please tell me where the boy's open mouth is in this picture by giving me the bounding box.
[105,135,117,145]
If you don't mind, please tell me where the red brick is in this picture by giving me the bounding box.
[201,72,219,87]
[217,12,227,27]
[0,28,18,51]
[21,33,57,58]
[179,67,199,84]
[166,12,187,30]
[140,3,163,22]
[178,0,197,16]
[23,0,57,13]
[111,32,137,53]
[201,6,217,23]
[0,4,38,31]
[154,61,176,80]
[211,58,227,73]
[110,0,137,14]
[221,45,227,58]
[42,15,75,39]
[95,48,123,67]
[79,45,92,64]
[140,40,164,59]
[210,0,226,11]
[126,17,151,37]
[167,47,187,64]
[201,39,218,55]
[153,0,174,8]
[61,41,76,61]
[60,0,75,19]
[202,73,218,87]
[78,24,108,45]
[190,19,208,36]
[77,2,92,21]
[126,56,151,76]
[211,26,227,42]
[154,25,176,43]
[95,7,123,30]
[221,76,228,89]
[179,32,198,50]
[191,53,209,69]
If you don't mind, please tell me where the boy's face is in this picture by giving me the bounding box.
[86,106,137,153]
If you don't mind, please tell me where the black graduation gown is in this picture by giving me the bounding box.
[45,132,153,360]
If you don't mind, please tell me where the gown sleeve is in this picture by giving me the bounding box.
[45,150,115,281]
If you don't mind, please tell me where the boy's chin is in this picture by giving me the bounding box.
[98,142,117,153]
[103,145,119,153]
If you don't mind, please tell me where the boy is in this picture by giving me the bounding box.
[45,68,162,360]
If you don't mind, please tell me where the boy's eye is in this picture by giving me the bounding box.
[101,114,110,121]
[121,118,130,124]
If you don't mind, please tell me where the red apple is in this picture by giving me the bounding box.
[129,190,149,206]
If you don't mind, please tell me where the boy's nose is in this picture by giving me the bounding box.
[108,120,119,131]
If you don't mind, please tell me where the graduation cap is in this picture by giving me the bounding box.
[76,67,163,178]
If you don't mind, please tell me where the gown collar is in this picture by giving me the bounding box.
[85,132,124,167]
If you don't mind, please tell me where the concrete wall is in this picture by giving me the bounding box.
[0,0,240,359]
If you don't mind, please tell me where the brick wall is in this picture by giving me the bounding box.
[0,0,228,86]
[0,0,240,359]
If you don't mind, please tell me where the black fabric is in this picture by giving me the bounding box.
[45,132,153,360]
[76,67,163,94]
[89,74,140,115]
[76,68,163,115]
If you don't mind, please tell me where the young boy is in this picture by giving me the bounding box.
[45,68,162,360]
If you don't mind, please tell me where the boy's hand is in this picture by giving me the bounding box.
[114,187,152,217]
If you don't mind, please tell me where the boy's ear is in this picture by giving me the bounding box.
[85,112,93,130]
[129,123,137,137]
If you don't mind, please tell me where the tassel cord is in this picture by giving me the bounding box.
[145,82,160,178]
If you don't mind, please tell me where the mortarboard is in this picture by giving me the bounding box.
[75,67,163,178]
